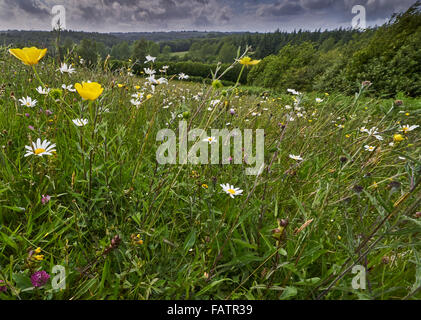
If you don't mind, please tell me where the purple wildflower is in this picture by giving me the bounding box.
[25,113,30,118]
[28,125,34,131]
[41,195,51,205]
[45,110,53,116]
[31,271,50,288]
[0,280,7,293]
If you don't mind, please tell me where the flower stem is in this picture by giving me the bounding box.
[32,65,45,88]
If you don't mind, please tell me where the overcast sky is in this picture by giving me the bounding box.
[0,0,417,33]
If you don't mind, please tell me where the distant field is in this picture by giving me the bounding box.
[169,51,189,57]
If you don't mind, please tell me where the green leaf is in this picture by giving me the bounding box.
[279,286,297,300]
[183,231,196,252]
[13,273,32,291]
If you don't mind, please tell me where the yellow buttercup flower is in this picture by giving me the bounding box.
[75,82,104,101]
[33,254,44,261]
[238,56,261,67]
[393,134,405,142]
[9,47,47,66]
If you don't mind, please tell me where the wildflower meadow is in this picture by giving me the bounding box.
[0,3,420,302]
[0,43,419,301]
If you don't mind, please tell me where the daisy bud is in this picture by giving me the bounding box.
[381,256,390,265]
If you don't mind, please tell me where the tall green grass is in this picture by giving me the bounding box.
[0,46,420,300]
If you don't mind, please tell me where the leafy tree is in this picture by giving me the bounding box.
[77,39,98,66]
[218,42,237,63]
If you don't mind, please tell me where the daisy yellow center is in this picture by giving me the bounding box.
[369,147,374,151]
[402,127,409,133]
[34,148,46,155]
[227,189,236,195]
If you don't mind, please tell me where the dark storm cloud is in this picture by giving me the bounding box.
[300,0,335,10]
[256,0,305,17]
[4,0,49,17]
[0,0,417,32]
[249,0,416,30]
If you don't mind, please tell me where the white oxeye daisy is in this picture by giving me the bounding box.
[157,77,168,85]
[144,55,156,64]
[146,75,158,84]
[130,99,142,107]
[316,98,323,103]
[220,183,243,199]
[144,68,156,76]
[62,84,76,92]
[364,145,376,152]
[361,127,383,141]
[19,96,37,108]
[36,86,50,95]
[178,73,189,80]
[210,100,221,107]
[203,137,217,144]
[289,154,303,161]
[132,92,144,99]
[24,138,56,157]
[400,125,419,134]
[72,119,88,127]
[159,65,169,73]
[58,63,76,74]
[287,88,301,95]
